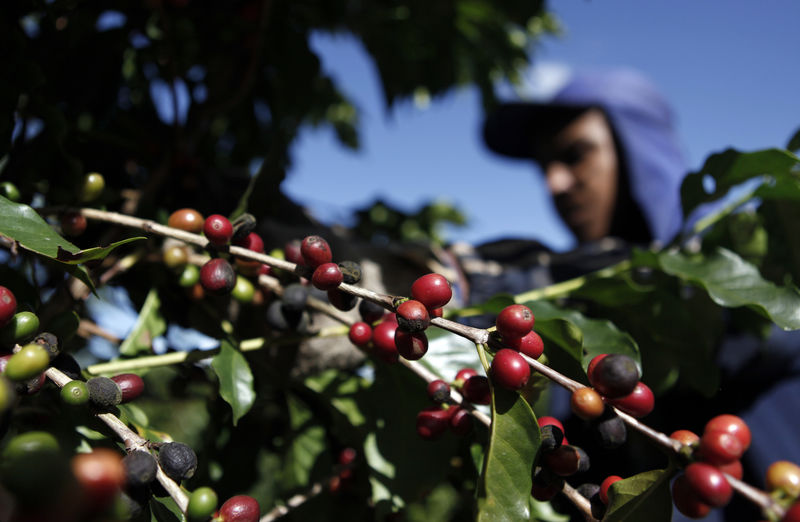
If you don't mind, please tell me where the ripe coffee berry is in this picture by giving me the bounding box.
[0,286,17,328]
[311,262,343,290]
[599,475,623,504]
[704,414,751,451]
[394,330,428,360]
[449,407,472,435]
[410,273,452,310]
[372,320,399,363]
[495,304,535,339]
[570,387,605,420]
[455,367,478,384]
[348,322,372,347]
[200,258,236,295]
[718,459,743,480]
[396,299,430,333]
[233,231,264,253]
[300,235,332,268]
[416,406,450,440]
[158,442,197,482]
[61,211,87,236]
[168,208,204,233]
[538,416,566,433]
[672,474,711,519]
[359,299,385,324]
[504,330,544,359]
[427,379,451,403]
[684,462,733,507]
[217,494,260,522]
[71,448,125,511]
[110,373,145,403]
[670,430,700,446]
[284,239,304,265]
[543,445,590,477]
[462,375,491,405]
[204,214,234,246]
[605,381,655,418]
[489,348,530,390]
[588,353,639,399]
[699,429,744,466]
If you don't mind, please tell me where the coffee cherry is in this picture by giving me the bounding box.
[87,376,123,409]
[396,299,430,333]
[427,379,451,403]
[110,373,145,403]
[266,300,306,332]
[590,407,627,449]
[358,299,385,324]
[0,181,21,201]
[71,448,126,511]
[300,235,332,268]
[532,468,564,501]
[179,264,200,287]
[504,330,544,359]
[168,208,204,233]
[394,330,428,360]
[684,462,733,507]
[699,429,744,466]
[462,375,491,405]
[410,273,452,310]
[416,406,450,440]
[0,354,45,395]
[229,276,255,303]
[188,486,218,520]
[122,450,157,488]
[543,445,590,477]
[430,307,443,318]
[61,380,89,405]
[670,430,700,446]
[4,343,49,381]
[158,442,197,482]
[718,459,743,480]
[338,447,357,467]
[284,239,304,265]
[79,172,105,202]
[766,460,800,496]
[571,387,605,420]
[538,416,565,433]
[454,368,478,384]
[0,376,15,412]
[600,475,623,504]
[588,353,639,399]
[495,304,535,339]
[586,353,609,383]
[200,258,236,295]
[233,231,264,253]
[282,283,309,313]
[449,407,472,435]
[0,286,17,328]
[204,214,234,246]
[540,424,565,453]
[672,474,711,519]
[372,320,399,363]
[337,260,362,284]
[2,430,59,458]
[489,348,530,390]
[0,311,40,345]
[162,244,189,268]
[217,494,260,521]
[61,211,87,236]
[704,414,751,451]
[311,262,343,290]
[327,289,357,311]
[783,502,800,522]
[33,332,59,361]
[605,381,654,418]
[348,322,372,347]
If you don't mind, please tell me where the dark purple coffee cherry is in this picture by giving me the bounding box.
[200,258,236,296]
[123,450,158,488]
[158,442,197,482]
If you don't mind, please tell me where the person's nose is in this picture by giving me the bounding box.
[545,162,576,196]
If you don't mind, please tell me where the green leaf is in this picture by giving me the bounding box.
[477,386,540,522]
[0,195,80,257]
[304,369,368,428]
[788,127,800,152]
[211,341,256,425]
[659,247,800,330]
[150,496,185,522]
[53,236,145,264]
[603,467,675,522]
[282,394,328,490]
[119,289,166,356]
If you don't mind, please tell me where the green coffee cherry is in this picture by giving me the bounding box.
[0,311,39,345]
[80,172,105,202]
[4,343,49,381]
[1,431,68,508]
[179,264,200,287]
[232,276,255,303]
[60,380,89,406]
[0,181,21,202]
[0,376,16,412]
[2,430,59,459]
[187,486,218,520]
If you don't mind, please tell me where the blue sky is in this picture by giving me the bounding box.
[282,2,800,252]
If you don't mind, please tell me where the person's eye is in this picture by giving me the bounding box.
[559,142,594,166]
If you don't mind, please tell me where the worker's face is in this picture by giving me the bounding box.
[534,109,619,242]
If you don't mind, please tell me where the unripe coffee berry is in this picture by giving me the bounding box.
[311,262,343,290]
[348,322,372,347]
[0,311,40,346]
[394,330,428,360]
[570,387,605,420]
[61,380,89,405]
[489,348,530,390]
[396,299,430,333]
[495,304,535,339]
[0,286,18,328]
[168,208,204,233]
[766,460,800,497]
[4,343,49,381]
[588,353,639,399]
[410,273,452,310]
[204,214,234,246]
[158,442,198,482]
[80,172,105,202]
[110,373,145,403]
[0,181,21,201]
[300,235,332,268]
[200,258,236,295]
[504,330,544,359]
[217,494,260,522]
[123,450,158,488]
[87,376,123,409]
[188,486,218,520]
[232,276,256,303]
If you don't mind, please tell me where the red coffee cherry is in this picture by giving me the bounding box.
[416,406,450,440]
[371,320,399,364]
[284,239,304,265]
[718,459,743,480]
[427,379,451,403]
[586,353,609,383]
[538,416,565,433]
[168,208,204,233]
[599,475,623,504]
[699,429,744,466]
[396,299,430,333]
[495,304,535,339]
[394,330,428,361]
[571,388,605,420]
[455,368,478,384]
[489,348,530,390]
[449,407,472,435]
[200,258,236,295]
[300,235,332,268]
[766,460,800,496]
[783,502,800,522]
[670,429,700,446]
[71,448,126,511]
[462,375,491,405]
[110,373,145,403]
[684,462,733,507]
[588,353,639,399]
[203,214,234,246]
[543,445,589,477]
[0,286,17,328]
[233,232,264,253]
[410,273,452,310]
[672,474,712,519]
[61,211,87,237]
[348,322,372,347]
[338,447,357,467]
[217,494,260,522]
[504,330,544,359]
[704,414,751,451]
[311,263,343,290]
[605,381,654,418]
